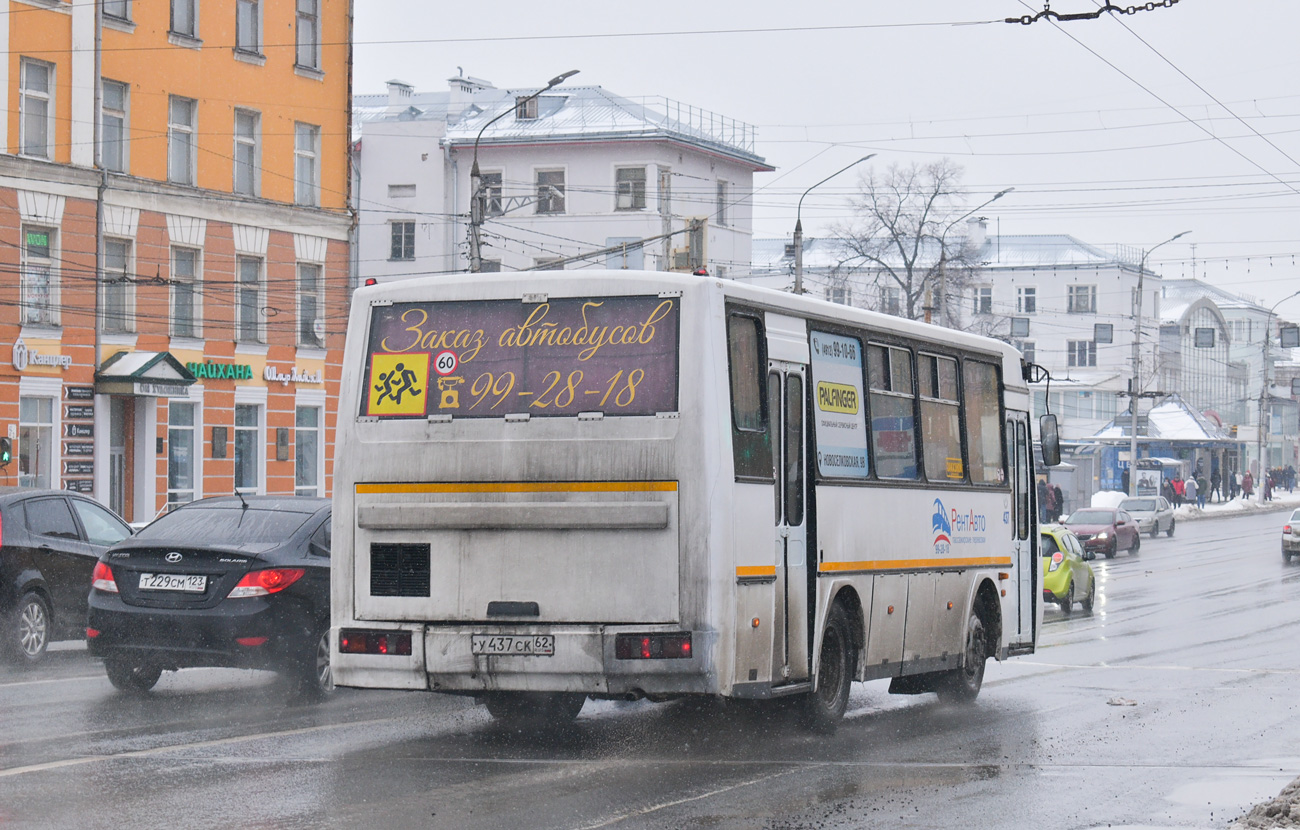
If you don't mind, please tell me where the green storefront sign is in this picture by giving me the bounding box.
[186,361,254,380]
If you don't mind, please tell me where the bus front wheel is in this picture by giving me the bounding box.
[801,603,853,733]
[936,612,987,703]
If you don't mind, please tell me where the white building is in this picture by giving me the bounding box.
[353,74,771,281]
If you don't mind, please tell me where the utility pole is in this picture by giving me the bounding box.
[935,187,1013,327]
[793,155,874,295]
[1258,289,1300,499]
[467,70,578,273]
[1127,230,1190,495]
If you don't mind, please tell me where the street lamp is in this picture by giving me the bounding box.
[1127,230,1191,496]
[1256,287,1300,500]
[935,187,1013,326]
[467,69,579,272]
[793,154,875,295]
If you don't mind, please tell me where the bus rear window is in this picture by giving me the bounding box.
[360,295,679,419]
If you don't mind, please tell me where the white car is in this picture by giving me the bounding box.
[1284,509,1300,563]
[1119,496,1175,538]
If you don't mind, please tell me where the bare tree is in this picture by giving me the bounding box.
[833,160,982,327]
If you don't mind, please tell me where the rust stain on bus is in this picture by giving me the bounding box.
[819,557,1012,573]
[356,481,679,495]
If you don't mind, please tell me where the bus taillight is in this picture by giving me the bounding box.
[615,632,691,660]
[339,629,413,656]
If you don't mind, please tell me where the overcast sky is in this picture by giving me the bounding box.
[354,0,1300,315]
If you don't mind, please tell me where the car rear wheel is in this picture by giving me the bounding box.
[1131,534,1141,554]
[1059,580,1074,616]
[1081,577,1096,614]
[289,629,334,701]
[9,593,50,664]
[1166,519,1175,537]
[104,659,162,692]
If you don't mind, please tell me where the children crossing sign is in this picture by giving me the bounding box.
[366,353,429,416]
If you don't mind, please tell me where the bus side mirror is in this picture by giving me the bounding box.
[1040,414,1061,467]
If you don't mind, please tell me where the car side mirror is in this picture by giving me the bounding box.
[1084,550,1095,561]
[1039,414,1061,467]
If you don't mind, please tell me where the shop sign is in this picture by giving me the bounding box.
[264,365,324,386]
[63,461,94,476]
[63,479,94,494]
[134,382,191,398]
[64,442,94,456]
[186,361,254,381]
[65,386,95,401]
[65,405,95,420]
[11,338,72,371]
[65,423,94,438]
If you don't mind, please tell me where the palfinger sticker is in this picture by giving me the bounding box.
[367,353,429,416]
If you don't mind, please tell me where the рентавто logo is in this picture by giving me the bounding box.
[932,498,952,556]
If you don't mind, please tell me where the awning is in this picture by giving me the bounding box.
[95,351,197,397]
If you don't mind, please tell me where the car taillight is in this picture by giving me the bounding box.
[339,629,412,656]
[1286,525,1293,535]
[92,561,118,593]
[614,632,692,660]
[227,568,305,598]
[1048,552,1064,572]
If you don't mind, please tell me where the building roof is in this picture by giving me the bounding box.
[355,81,771,170]
[1093,394,1232,441]
[976,234,1123,269]
[1159,278,1269,313]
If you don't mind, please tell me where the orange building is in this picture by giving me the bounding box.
[0,1,352,522]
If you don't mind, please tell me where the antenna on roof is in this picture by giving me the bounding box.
[233,489,249,510]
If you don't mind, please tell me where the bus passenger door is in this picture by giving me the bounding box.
[769,362,810,684]
[1006,411,1036,652]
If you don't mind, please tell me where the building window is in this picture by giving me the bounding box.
[237,255,262,342]
[171,247,200,338]
[1017,285,1037,314]
[18,397,54,489]
[233,404,262,493]
[515,96,538,120]
[233,109,260,196]
[295,406,323,496]
[390,221,414,260]
[101,79,129,173]
[880,285,901,316]
[294,122,320,206]
[972,286,992,315]
[1016,340,1036,363]
[1067,284,1097,314]
[103,0,130,21]
[1067,340,1097,367]
[616,166,646,211]
[168,96,197,185]
[387,184,416,199]
[21,227,57,327]
[826,285,851,305]
[171,0,198,37]
[102,238,134,333]
[478,171,503,217]
[167,402,198,506]
[295,0,319,69]
[298,263,324,347]
[19,59,54,159]
[236,0,260,53]
[536,170,565,214]
[716,180,729,226]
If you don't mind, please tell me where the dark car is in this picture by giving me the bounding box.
[86,496,331,698]
[0,488,133,663]
[1063,507,1141,559]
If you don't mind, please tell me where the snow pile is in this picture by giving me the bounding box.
[1090,490,1127,509]
[1232,775,1300,828]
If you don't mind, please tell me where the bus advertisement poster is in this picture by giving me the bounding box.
[810,330,869,479]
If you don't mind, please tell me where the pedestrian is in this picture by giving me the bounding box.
[1122,468,1131,495]
[1243,470,1254,499]
[1196,474,1207,509]
[1044,481,1059,522]
[1287,465,1296,492]
[1210,469,1222,503]
[1173,476,1185,507]
[1184,476,1198,510]
[1052,484,1065,520]
[1163,478,1176,504]
[1037,478,1049,523]
[1264,473,1273,502]
[1234,470,1243,499]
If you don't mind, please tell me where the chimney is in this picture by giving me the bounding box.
[966,216,988,251]
[447,73,496,121]
[385,79,413,114]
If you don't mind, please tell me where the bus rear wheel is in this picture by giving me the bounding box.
[483,691,586,729]
[936,612,987,703]
[801,603,853,733]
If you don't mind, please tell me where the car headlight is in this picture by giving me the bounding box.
[1097,531,1109,540]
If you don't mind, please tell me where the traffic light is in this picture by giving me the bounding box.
[0,437,10,466]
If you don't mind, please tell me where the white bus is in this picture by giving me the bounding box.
[332,271,1057,729]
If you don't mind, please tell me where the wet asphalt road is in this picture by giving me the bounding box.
[1,509,1298,829]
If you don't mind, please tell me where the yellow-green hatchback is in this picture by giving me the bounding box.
[1041,524,1096,616]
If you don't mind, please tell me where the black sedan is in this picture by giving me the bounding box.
[0,488,133,663]
[86,496,331,698]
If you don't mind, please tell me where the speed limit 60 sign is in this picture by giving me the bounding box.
[434,350,458,376]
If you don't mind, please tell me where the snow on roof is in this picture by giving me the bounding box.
[976,234,1120,269]
[1159,279,1269,312]
[1092,394,1232,441]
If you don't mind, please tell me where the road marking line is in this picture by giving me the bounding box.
[1019,660,1300,674]
[572,768,807,829]
[0,674,103,689]
[0,717,395,779]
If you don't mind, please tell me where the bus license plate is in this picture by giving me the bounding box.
[138,573,207,592]
[471,635,555,656]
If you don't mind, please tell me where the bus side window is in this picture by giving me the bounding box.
[868,344,918,479]
[964,360,1006,485]
[727,313,773,480]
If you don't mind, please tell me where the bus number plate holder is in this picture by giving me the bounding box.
[471,634,555,656]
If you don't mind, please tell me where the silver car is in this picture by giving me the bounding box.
[1284,509,1300,563]
[1119,496,1175,538]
